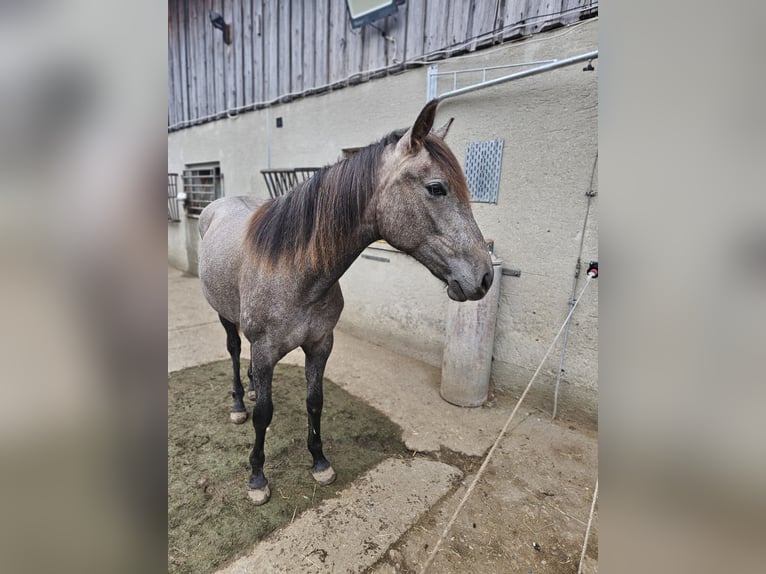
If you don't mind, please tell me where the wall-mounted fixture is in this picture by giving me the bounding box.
[345,0,405,29]
[209,10,231,45]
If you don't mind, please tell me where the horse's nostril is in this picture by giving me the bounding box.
[481,271,492,292]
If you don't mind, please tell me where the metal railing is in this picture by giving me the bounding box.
[261,167,320,198]
[167,173,180,221]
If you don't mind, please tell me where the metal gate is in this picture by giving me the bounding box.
[261,167,320,198]
[167,173,180,221]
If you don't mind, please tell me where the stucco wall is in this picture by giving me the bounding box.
[168,20,598,425]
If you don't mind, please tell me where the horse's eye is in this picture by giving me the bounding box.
[426,182,447,196]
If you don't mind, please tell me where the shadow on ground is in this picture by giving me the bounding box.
[168,360,408,574]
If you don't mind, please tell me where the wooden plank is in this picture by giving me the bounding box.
[178,0,189,123]
[502,0,527,40]
[187,0,199,121]
[200,0,210,118]
[314,0,330,87]
[213,0,225,114]
[328,0,347,84]
[253,0,265,103]
[291,0,303,94]
[223,0,234,111]
[264,0,279,100]
[242,0,253,106]
[302,1,316,90]
[171,1,183,125]
[384,2,407,67]
[447,0,472,54]
[364,16,385,74]
[404,0,426,62]
[424,0,450,58]
[471,0,498,49]
[167,1,176,127]
[204,0,215,116]
[278,0,291,97]
[522,0,547,36]
[562,0,588,25]
[232,0,244,108]
[345,12,364,79]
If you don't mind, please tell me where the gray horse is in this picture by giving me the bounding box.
[198,100,492,505]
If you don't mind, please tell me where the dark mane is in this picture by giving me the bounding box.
[244,127,468,271]
[245,129,404,271]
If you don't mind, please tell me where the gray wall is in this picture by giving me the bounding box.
[168,20,598,425]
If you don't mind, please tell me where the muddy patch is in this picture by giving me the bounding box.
[168,360,407,574]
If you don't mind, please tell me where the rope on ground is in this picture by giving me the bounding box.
[577,478,599,574]
[420,274,595,573]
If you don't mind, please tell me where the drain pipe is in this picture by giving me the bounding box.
[437,50,597,101]
[552,154,598,420]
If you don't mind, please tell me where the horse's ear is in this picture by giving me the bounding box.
[432,117,454,140]
[396,99,439,155]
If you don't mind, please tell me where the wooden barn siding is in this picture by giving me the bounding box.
[168,0,597,129]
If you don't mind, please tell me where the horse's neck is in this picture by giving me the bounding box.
[300,181,380,298]
[303,218,378,298]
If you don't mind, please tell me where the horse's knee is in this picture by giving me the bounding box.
[251,399,273,429]
[306,396,323,416]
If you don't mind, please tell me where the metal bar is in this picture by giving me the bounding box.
[438,51,598,101]
[361,254,390,263]
[427,64,439,101]
[431,60,557,76]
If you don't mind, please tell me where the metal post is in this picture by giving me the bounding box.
[427,64,439,101]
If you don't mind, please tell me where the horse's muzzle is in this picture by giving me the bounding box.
[447,265,493,302]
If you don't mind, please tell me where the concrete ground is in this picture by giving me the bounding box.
[168,266,598,573]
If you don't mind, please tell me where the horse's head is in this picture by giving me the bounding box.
[376,100,493,301]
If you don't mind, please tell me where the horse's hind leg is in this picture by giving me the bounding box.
[303,333,337,486]
[219,315,247,424]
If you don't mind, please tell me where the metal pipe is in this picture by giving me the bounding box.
[552,153,598,420]
[438,50,597,100]
[431,60,557,76]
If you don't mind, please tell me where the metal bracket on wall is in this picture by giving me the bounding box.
[501,267,521,277]
[361,254,390,263]
[426,51,598,101]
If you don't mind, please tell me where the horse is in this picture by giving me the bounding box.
[197,99,493,505]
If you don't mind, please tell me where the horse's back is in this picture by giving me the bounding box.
[198,196,266,324]
[199,195,265,239]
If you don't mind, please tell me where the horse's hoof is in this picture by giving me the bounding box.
[247,485,271,506]
[230,411,247,424]
[247,390,256,401]
[311,466,337,486]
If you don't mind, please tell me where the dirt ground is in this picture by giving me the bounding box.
[168,362,597,574]
[370,415,598,574]
[168,360,408,574]
[168,267,598,573]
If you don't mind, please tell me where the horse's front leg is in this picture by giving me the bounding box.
[247,347,274,505]
[303,333,337,486]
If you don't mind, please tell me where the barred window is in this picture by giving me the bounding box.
[182,163,224,216]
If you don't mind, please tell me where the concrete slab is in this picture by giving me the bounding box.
[370,415,598,573]
[168,267,229,372]
[315,332,519,457]
[216,458,462,574]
